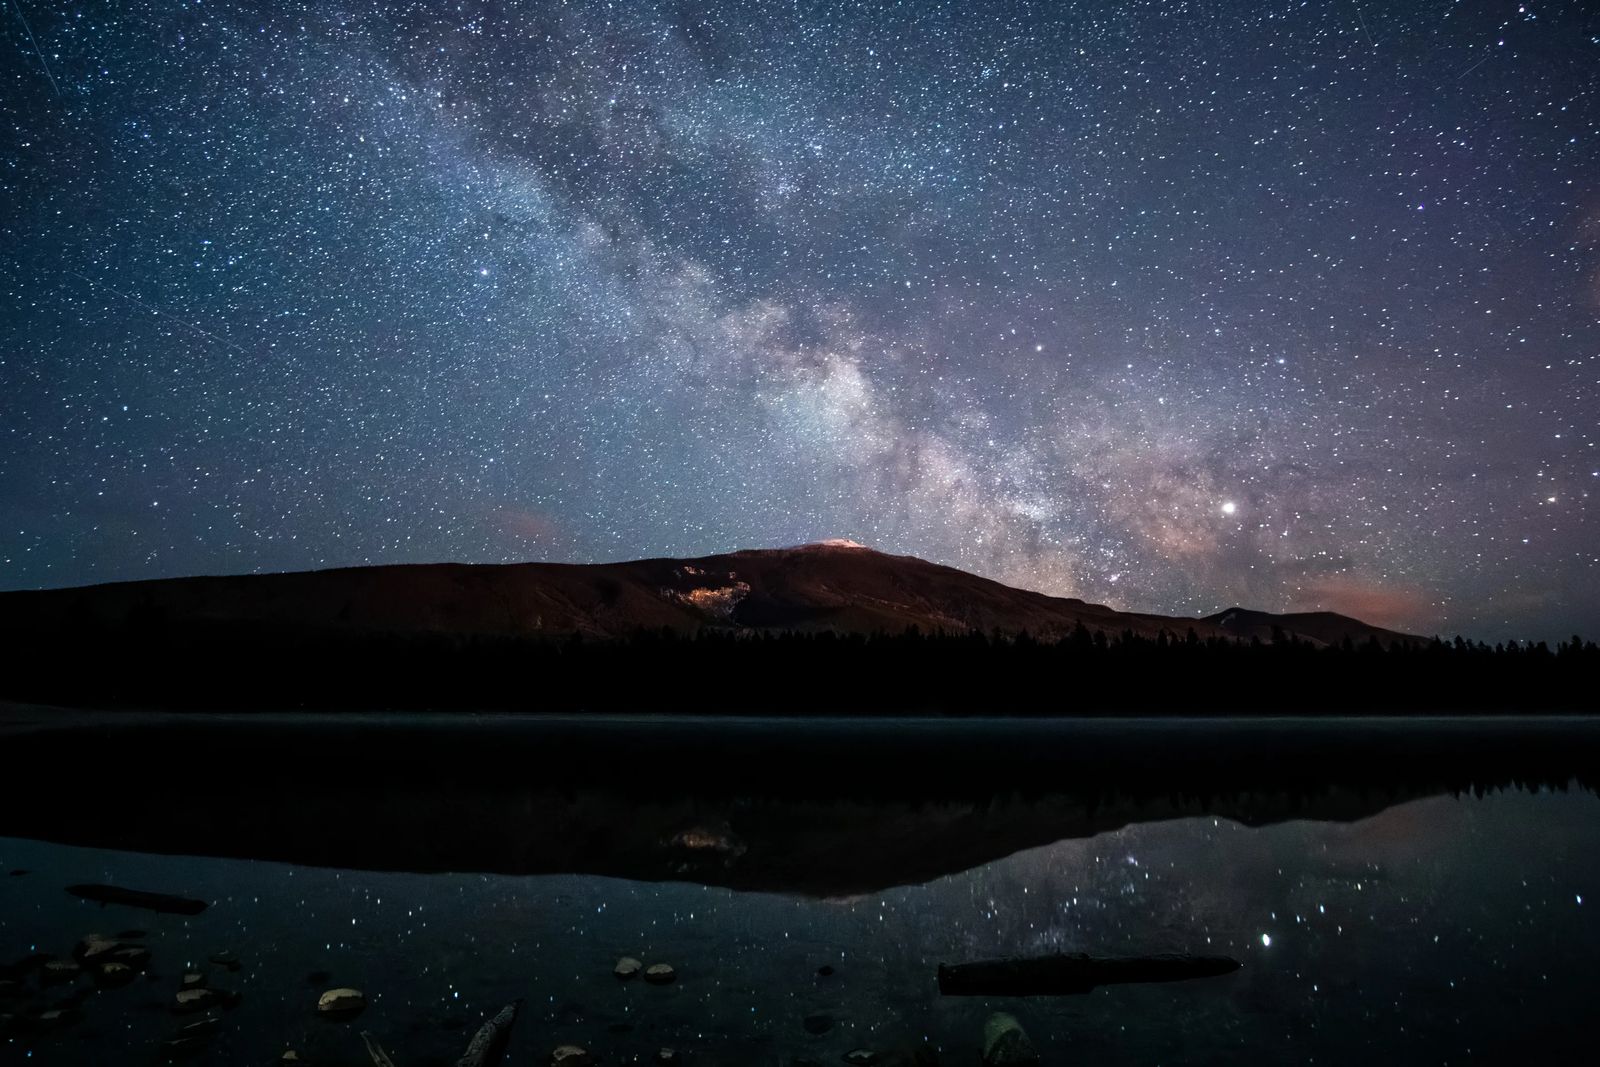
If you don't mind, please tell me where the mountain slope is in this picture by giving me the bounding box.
[0,541,1417,647]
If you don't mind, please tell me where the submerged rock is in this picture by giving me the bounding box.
[803,1013,834,1035]
[174,987,240,1013]
[162,1034,212,1059]
[550,1045,594,1067]
[980,1013,1039,1067]
[655,1049,678,1065]
[40,960,81,984]
[181,971,207,990]
[643,963,676,985]
[95,962,135,988]
[110,945,151,969]
[174,989,217,1014]
[209,951,241,972]
[74,936,120,963]
[316,987,366,1018]
[877,1045,938,1067]
[614,956,643,980]
[2,952,51,979]
[816,965,835,978]
[843,1051,878,1066]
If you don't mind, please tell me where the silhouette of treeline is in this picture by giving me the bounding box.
[2,616,1596,713]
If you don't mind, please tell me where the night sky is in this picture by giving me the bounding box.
[2,1,1597,640]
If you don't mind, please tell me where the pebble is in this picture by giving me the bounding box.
[316,987,367,1018]
[551,1044,595,1067]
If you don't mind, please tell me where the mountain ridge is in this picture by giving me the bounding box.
[0,541,1419,648]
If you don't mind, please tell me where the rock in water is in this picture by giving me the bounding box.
[980,1013,1039,1067]
[614,956,643,980]
[550,1045,594,1067]
[316,987,366,1018]
[655,1050,677,1065]
[181,971,207,989]
[803,1013,834,1034]
[643,963,677,985]
[456,999,520,1067]
[843,1052,877,1066]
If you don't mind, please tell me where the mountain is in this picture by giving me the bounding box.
[0,541,1416,647]
[1203,606,1415,647]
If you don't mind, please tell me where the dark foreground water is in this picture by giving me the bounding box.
[1,714,1598,1064]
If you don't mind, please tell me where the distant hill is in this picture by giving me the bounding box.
[0,541,1416,647]
[1202,607,1416,647]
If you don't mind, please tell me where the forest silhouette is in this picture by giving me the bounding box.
[4,618,1594,714]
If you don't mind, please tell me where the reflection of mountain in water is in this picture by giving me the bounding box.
[1,710,1595,896]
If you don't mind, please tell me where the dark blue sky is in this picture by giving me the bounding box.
[2,0,1597,639]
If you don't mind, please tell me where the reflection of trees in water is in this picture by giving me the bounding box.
[2,707,1595,896]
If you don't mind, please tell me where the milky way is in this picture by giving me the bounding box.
[2,1,1597,639]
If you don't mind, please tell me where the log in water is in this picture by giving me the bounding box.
[937,953,1242,996]
[64,883,209,915]
[455,999,521,1067]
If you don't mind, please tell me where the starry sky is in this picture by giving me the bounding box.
[2,0,1597,640]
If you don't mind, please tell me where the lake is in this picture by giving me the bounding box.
[1,712,1597,1064]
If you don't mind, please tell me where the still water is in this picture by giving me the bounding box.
[0,713,1593,1062]
[4,790,1598,1064]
